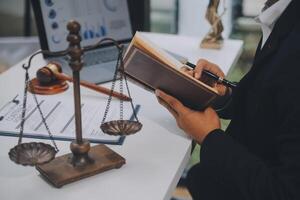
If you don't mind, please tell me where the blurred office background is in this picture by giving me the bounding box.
[0,0,264,199]
[0,0,264,75]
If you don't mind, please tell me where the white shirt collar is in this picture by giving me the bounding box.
[255,0,292,48]
[257,0,292,27]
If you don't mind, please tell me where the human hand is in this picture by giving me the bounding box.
[180,59,227,96]
[155,89,221,144]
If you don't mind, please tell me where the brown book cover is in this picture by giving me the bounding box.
[123,32,219,111]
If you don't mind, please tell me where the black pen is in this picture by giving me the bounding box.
[185,62,237,88]
[165,50,237,88]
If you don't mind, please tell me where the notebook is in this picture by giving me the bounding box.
[32,0,133,84]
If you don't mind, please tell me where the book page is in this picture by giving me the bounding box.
[132,32,184,69]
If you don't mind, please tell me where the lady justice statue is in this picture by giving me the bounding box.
[200,0,226,49]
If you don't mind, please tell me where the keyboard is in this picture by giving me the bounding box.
[84,47,118,66]
[63,47,118,67]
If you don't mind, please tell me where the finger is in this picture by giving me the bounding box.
[196,59,225,79]
[180,66,194,77]
[155,90,188,116]
[155,89,188,116]
[212,64,225,77]
[180,66,190,72]
[200,74,217,87]
[195,59,208,79]
[215,84,228,96]
[156,96,179,119]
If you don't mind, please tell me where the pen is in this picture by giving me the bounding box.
[185,62,237,88]
[164,50,237,88]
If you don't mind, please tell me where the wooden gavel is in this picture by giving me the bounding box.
[36,62,131,101]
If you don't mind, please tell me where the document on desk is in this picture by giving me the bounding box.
[0,94,139,145]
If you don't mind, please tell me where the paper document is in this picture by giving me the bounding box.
[0,94,139,145]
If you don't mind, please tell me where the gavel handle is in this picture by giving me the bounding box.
[55,72,131,101]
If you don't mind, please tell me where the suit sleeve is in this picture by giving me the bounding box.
[199,78,300,200]
[200,129,299,200]
[213,86,235,120]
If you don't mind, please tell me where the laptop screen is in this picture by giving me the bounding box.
[35,0,133,52]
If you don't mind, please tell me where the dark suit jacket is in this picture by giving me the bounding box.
[187,1,300,199]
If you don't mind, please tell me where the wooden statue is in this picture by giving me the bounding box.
[200,0,225,49]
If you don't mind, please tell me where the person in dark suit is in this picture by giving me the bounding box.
[155,0,300,199]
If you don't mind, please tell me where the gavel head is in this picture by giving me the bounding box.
[36,62,63,85]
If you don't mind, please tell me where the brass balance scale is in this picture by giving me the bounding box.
[8,21,142,188]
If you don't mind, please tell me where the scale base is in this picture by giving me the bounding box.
[36,144,125,188]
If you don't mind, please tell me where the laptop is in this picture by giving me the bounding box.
[31,0,133,84]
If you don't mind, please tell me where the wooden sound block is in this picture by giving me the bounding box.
[36,144,126,188]
[28,78,69,95]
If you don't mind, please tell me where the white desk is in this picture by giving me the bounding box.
[0,33,243,200]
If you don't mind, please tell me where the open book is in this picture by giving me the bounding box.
[123,32,219,111]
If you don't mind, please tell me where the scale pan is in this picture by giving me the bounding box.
[100,120,142,136]
[9,142,57,166]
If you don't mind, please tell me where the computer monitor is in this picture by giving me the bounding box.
[32,0,133,53]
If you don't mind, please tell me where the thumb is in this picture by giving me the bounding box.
[155,90,189,115]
